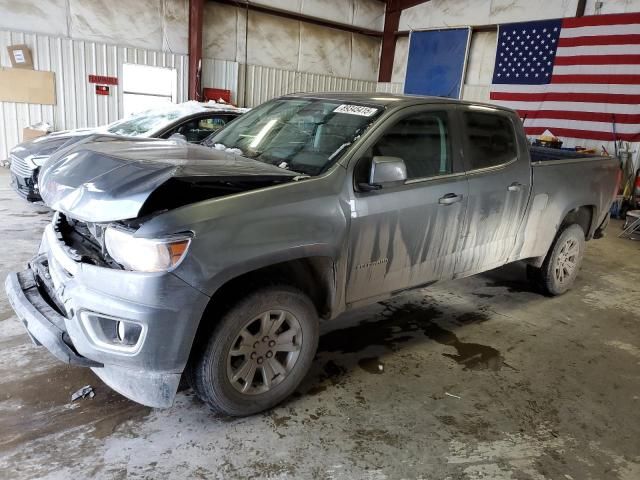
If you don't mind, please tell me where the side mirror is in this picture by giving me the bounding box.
[363,156,407,191]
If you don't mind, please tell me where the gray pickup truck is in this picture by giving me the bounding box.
[5,93,619,416]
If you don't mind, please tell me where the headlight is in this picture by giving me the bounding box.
[26,155,49,169]
[104,227,191,272]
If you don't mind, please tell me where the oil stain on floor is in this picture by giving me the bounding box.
[317,300,504,373]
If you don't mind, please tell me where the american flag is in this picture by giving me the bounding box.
[490,13,640,143]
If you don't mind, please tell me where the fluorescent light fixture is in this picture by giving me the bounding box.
[249,119,277,148]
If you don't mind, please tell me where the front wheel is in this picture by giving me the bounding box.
[527,224,586,296]
[187,286,319,416]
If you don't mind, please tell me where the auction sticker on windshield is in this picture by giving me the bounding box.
[333,104,378,117]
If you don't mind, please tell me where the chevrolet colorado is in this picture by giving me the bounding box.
[5,93,619,416]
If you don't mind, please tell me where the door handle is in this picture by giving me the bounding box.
[508,182,523,192]
[439,193,463,205]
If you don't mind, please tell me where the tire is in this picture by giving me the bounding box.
[187,285,319,416]
[527,224,586,296]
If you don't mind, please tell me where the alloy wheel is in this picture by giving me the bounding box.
[226,310,302,395]
[554,238,580,284]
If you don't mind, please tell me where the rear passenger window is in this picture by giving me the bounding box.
[464,112,516,170]
[371,111,451,180]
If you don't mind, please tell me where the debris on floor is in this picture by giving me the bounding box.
[71,385,95,402]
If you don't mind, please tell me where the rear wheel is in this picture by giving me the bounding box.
[527,224,586,296]
[187,286,319,416]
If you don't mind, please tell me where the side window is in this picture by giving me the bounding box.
[366,111,452,181]
[173,115,230,143]
[463,111,516,170]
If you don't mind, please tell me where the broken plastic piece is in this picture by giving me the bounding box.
[71,385,95,402]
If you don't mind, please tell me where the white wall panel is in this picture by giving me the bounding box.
[461,30,497,103]
[0,29,188,159]
[585,0,640,14]
[353,0,386,31]
[246,11,300,71]
[351,34,382,81]
[204,2,243,62]
[298,23,352,77]
[203,5,381,81]
[0,0,68,36]
[162,0,189,54]
[250,0,385,31]
[400,0,580,31]
[69,0,164,51]
[391,36,409,85]
[0,0,188,53]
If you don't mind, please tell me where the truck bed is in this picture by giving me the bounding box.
[529,146,609,163]
[512,148,619,264]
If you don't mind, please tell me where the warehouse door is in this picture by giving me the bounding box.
[122,64,177,116]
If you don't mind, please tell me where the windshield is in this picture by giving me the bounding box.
[205,98,383,176]
[107,108,187,137]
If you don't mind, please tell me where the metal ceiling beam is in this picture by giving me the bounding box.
[378,0,431,82]
[188,0,204,100]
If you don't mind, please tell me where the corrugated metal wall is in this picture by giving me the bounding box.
[376,82,403,94]
[200,57,240,104]
[236,64,378,108]
[0,29,188,159]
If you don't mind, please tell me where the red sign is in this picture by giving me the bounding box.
[88,74,118,85]
[95,85,110,96]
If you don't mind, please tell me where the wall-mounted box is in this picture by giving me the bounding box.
[6,44,34,69]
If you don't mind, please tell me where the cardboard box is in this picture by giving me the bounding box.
[7,44,34,69]
[22,127,48,142]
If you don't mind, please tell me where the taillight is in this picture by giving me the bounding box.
[634,171,640,194]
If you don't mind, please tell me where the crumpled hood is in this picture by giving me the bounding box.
[39,138,297,223]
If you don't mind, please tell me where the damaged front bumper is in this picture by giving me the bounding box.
[4,223,211,408]
[5,270,102,367]
[9,170,42,202]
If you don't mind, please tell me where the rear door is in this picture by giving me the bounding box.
[455,106,532,276]
[345,105,469,304]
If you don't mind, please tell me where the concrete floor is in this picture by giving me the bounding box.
[0,166,638,480]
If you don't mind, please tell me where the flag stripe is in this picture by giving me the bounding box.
[554,54,640,66]
[524,118,639,134]
[490,83,640,94]
[551,74,639,84]
[559,23,640,38]
[491,100,640,115]
[556,44,640,56]
[524,126,639,142]
[558,34,640,47]
[562,12,640,28]
[553,64,640,74]
[489,91,640,104]
[518,110,640,124]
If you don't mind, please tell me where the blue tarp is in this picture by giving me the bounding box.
[404,28,470,99]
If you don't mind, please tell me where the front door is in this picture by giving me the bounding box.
[345,106,469,304]
[455,107,532,276]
